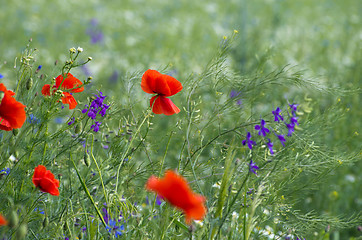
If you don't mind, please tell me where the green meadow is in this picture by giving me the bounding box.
[0,0,361,239]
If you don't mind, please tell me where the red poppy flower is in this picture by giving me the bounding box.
[41,73,84,109]
[141,69,182,115]
[32,165,60,196]
[0,214,7,226]
[0,83,26,131]
[55,73,84,93]
[145,170,207,224]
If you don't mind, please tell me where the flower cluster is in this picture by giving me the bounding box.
[41,73,84,109]
[82,92,110,132]
[243,103,300,175]
[0,83,27,131]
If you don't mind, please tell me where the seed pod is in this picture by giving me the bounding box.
[8,210,19,228]
[16,224,27,239]
[84,152,91,167]
[43,216,49,228]
[26,78,33,90]
[75,122,82,134]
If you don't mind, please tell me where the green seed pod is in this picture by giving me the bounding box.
[26,78,33,90]
[12,128,19,136]
[8,210,19,228]
[16,224,27,240]
[84,152,91,167]
[43,216,49,228]
[75,122,82,134]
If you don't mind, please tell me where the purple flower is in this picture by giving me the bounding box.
[236,99,242,106]
[255,119,270,137]
[230,90,241,99]
[290,116,299,126]
[102,207,110,224]
[249,159,259,175]
[277,134,286,147]
[289,103,299,116]
[91,121,101,132]
[242,132,256,150]
[68,117,75,126]
[286,123,295,136]
[0,74,3,79]
[86,19,104,44]
[272,107,284,122]
[37,65,42,70]
[267,138,274,155]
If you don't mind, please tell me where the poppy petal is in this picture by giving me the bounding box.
[32,165,60,196]
[141,69,171,96]
[150,96,180,115]
[55,73,84,93]
[162,74,183,96]
[61,92,77,109]
[145,170,206,224]
[0,214,7,226]
[41,84,51,96]
[0,83,26,131]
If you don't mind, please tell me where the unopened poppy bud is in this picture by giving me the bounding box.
[43,216,49,228]
[12,128,19,136]
[84,153,91,167]
[75,122,82,134]
[16,224,27,240]
[26,78,33,90]
[0,91,4,102]
[8,210,18,228]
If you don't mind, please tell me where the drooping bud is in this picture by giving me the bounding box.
[16,224,27,239]
[84,152,91,167]
[75,122,82,134]
[8,210,19,228]
[26,78,33,90]
[42,216,49,228]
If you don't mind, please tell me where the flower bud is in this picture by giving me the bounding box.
[75,122,82,134]
[77,47,83,52]
[12,128,19,136]
[0,91,4,102]
[87,57,92,61]
[16,224,27,239]
[26,78,33,90]
[8,210,18,228]
[69,48,76,53]
[43,216,49,228]
[84,152,91,167]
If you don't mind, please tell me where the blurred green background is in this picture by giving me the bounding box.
[1,0,361,238]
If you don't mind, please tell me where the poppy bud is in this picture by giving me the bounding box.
[75,122,82,134]
[26,78,33,90]
[12,128,19,136]
[43,216,49,228]
[0,91,4,102]
[16,224,27,239]
[84,153,91,167]
[8,210,18,228]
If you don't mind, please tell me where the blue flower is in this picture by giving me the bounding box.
[83,92,109,133]
[0,74,3,79]
[37,65,42,70]
[289,103,299,116]
[255,119,270,137]
[272,107,284,122]
[106,219,124,238]
[242,132,256,150]
[286,123,295,136]
[267,138,274,155]
[249,159,259,175]
[28,114,41,124]
[0,168,10,176]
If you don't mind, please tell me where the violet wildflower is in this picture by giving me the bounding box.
[242,132,256,150]
[82,92,109,119]
[91,121,101,132]
[286,123,295,136]
[289,103,299,116]
[230,90,241,99]
[236,99,242,106]
[249,159,259,175]
[267,138,274,155]
[272,107,284,122]
[86,19,104,44]
[255,119,270,137]
[68,117,75,126]
[276,134,286,147]
[106,219,124,238]
[290,116,299,126]
[102,207,110,224]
